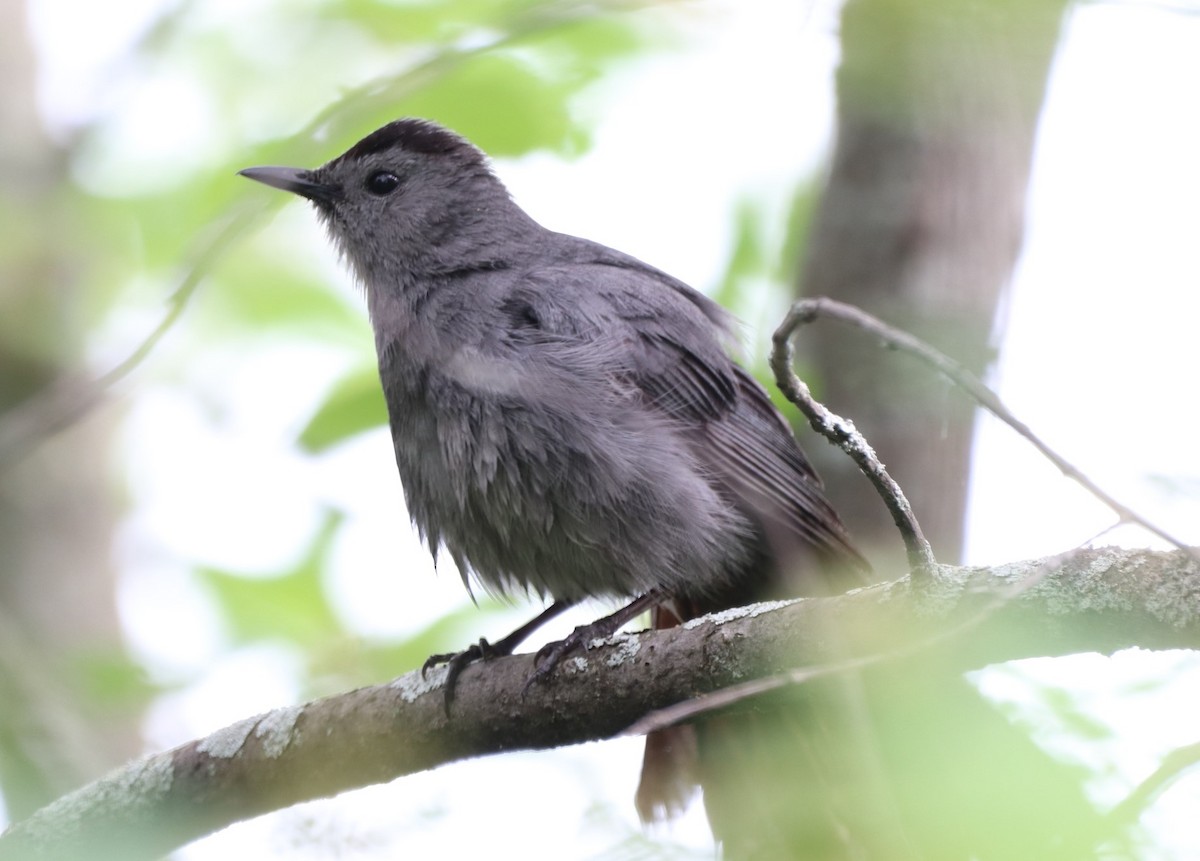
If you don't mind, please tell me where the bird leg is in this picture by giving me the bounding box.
[523,589,665,695]
[423,600,572,712]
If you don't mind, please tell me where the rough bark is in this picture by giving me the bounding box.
[3,546,1196,861]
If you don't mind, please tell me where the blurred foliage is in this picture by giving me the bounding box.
[708,185,823,430]
[297,364,388,453]
[0,0,680,824]
[199,512,348,649]
[103,0,677,681]
[2,0,1192,856]
[64,650,161,716]
[196,509,513,694]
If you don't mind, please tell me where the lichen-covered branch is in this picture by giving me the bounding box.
[2,546,1197,861]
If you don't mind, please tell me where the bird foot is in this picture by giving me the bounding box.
[522,591,663,695]
[420,601,573,715]
[423,638,504,713]
[522,626,600,695]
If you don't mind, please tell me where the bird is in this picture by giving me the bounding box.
[240,117,867,850]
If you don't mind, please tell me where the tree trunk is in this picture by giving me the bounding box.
[0,0,137,818]
[796,0,1070,572]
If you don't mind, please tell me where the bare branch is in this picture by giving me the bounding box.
[1108,740,1200,828]
[771,304,936,575]
[2,546,1197,861]
[778,297,1194,555]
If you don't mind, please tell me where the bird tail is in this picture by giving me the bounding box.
[634,604,700,821]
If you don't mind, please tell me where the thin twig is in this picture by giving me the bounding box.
[783,297,1195,555]
[771,305,937,576]
[0,205,262,470]
[1108,740,1200,827]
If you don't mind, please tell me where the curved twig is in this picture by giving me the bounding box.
[771,304,937,577]
[780,297,1194,556]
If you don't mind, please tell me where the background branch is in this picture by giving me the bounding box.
[3,546,1197,861]
[785,297,1193,554]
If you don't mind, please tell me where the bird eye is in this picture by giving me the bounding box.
[365,171,401,196]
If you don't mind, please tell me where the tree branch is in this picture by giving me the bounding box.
[3,546,1198,860]
[780,297,1194,555]
[771,301,936,575]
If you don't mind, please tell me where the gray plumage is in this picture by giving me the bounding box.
[244,119,860,609]
[239,118,865,830]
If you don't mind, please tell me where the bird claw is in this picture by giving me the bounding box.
[521,634,582,697]
[521,616,623,696]
[429,595,660,706]
[423,638,497,714]
[420,601,574,715]
[521,590,664,696]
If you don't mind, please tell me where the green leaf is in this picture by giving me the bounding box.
[776,179,819,286]
[298,364,388,452]
[197,510,346,645]
[395,52,587,157]
[351,598,515,684]
[712,199,769,313]
[206,255,368,343]
[69,650,160,709]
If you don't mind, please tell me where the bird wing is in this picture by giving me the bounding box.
[502,258,866,580]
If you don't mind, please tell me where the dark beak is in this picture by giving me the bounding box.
[238,166,339,204]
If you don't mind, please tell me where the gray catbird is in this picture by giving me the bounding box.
[240,118,866,836]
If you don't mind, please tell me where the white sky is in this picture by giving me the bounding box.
[17,0,1200,857]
